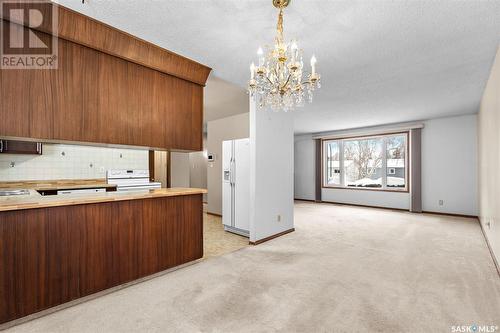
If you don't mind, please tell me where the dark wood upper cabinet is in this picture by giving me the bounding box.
[0,4,211,152]
[0,3,211,86]
[0,140,42,155]
[0,60,31,139]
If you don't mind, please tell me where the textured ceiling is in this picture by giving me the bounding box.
[54,0,500,134]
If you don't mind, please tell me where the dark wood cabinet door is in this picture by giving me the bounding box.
[155,71,175,149]
[46,206,81,306]
[52,39,100,143]
[0,211,18,323]
[0,209,78,322]
[148,71,166,149]
[10,210,48,321]
[79,203,114,295]
[112,200,141,284]
[0,23,30,138]
[127,63,153,147]
[138,199,162,276]
[52,40,85,142]
[173,79,193,150]
[180,195,204,263]
[161,196,180,270]
[190,85,204,151]
[29,69,54,140]
[81,46,100,143]
[96,53,129,145]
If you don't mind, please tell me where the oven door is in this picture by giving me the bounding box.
[117,183,162,192]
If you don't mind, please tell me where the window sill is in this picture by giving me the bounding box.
[322,185,409,193]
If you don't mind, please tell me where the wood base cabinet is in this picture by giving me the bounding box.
[0,194,203,324]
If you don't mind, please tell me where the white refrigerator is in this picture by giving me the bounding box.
[222,138,250,237]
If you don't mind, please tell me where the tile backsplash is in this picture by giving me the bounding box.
[0,144,148,181]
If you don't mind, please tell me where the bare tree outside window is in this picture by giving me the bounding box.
[344,138,383,187]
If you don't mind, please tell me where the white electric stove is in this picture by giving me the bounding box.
[106,169,162,192]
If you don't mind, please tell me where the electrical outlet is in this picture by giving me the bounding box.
[277,215,281,222]
[438,200,444,206]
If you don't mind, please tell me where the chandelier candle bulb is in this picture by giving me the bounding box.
[291,41,298,63]
[311,55,317,75]
[250,63,255,80]
[257,47,265,66]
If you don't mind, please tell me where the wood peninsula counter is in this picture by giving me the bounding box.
[0,188,206,324]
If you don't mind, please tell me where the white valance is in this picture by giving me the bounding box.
[312,121,424,140]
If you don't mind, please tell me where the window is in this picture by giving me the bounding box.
[386,134,406,188]
[324,141,340,185]
[323,133,408,191]
[344,137,383,188]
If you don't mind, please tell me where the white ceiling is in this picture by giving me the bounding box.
[54,0,500,134]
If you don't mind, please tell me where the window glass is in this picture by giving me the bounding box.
[324,141,340,185]
[322,133,408,191]
[344,138,383,188]
[386,135,406,188]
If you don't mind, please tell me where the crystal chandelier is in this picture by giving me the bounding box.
[248,0,321,112]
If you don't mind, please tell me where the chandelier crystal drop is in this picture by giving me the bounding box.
[248,0,321,112]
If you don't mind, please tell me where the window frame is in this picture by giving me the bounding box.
[321,131,409,193]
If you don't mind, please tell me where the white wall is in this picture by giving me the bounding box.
[322,188,410,210]
[168,150,207,200]
[189,151,208,201]
[294,134,316,200]
[204,76,249,122]
[421,114,478,215]
[0,143,148,181]
[206,113,249,215]
[189,152,207,189]
[170,152,190,188]
[249,99,294,242]
[478,47,500,265]
[295,114,478,215]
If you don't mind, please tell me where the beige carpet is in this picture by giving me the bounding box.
[5,202,500,332]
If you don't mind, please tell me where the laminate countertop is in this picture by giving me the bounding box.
[0,188,207,212]
[0,179,117,191]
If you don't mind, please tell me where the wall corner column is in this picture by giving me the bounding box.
[315,139,322,202]
[410,128,422,213]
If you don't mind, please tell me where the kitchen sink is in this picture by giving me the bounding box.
[0,189,30,196]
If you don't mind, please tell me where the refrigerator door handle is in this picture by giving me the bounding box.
[230,159,235,186]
